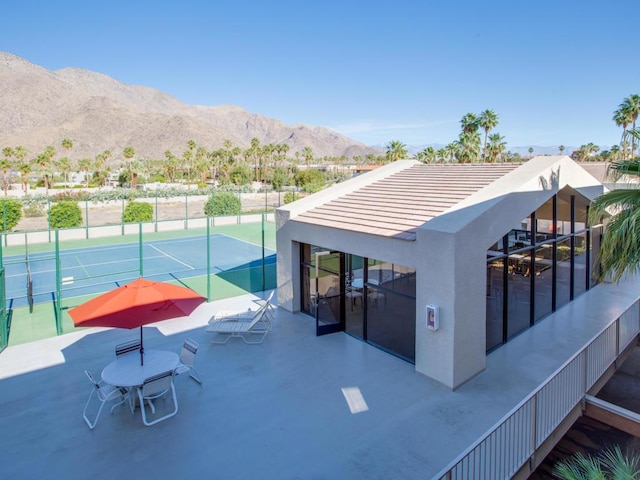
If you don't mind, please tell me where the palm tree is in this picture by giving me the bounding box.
[478,110,499,162]
[528,147,534,158]
[36,145,55,194]
[123,146,135,188]
[620,94,640,158]
[386,140,408,162]
[554,445,640,480]
[590,158,640,281]
[460,113,479,134]
[78,158,92,187]
[303,146,315,168]
[559,145,566,155]
[613,107,632,159]
[18,162,31,194]
[486,133,507,163]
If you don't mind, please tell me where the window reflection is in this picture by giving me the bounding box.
[487,191,600,352]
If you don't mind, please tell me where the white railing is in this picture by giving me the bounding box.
[436,300,640,480]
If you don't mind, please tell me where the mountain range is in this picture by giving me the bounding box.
[0,52,384,161]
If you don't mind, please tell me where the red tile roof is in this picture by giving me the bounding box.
[294,163,521,240]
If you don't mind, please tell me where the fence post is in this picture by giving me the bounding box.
[121,198,125,236]
[138,222,143,277]
[55,229,62,335]
[184,192,188,230]
[261,213,265,292]
[0,237,6,350]
[85,199,89,239]
[155,190,158,233]
[206,219,211,301]
[47,198,52,243]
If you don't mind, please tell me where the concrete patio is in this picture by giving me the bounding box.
[0,279,639,479]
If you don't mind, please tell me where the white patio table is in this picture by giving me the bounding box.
[102,350,179,388]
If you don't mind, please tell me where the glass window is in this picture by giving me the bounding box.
[590,226,602,287]
[556,237,571,308]
[534,245,553,322]
[574,233,588,297]
[486,258,505,351]
[507,252,531,338]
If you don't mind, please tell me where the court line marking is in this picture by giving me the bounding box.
[74,255,91,278]
[149,244,195,270]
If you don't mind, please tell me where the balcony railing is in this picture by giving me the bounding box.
[435,300,640,480]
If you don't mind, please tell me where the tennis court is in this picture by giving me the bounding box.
[4,234,276,307]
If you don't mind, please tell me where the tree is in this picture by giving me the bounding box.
[458,114,481,163]
[478,110,499,162]
[49,201,82,228]
[386,140,408,162]
[78,158,92,187]
[36,145,56,193]
[589,158,640,281]
[60,137,73,184]
[559,145,566,155]
[123,201,153,223]
[553,445,640,480]
[620,94,640,158]
[486,133,507,162]
[204,191,241,216]
[528,147,534,157]
[123,146,135,188]
[303,146,315,168]
[613,107,632,159]
[0,147,13,196]
[0,199,22,231]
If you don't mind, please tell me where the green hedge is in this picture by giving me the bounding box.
[204,191,241,216]
[0,199,22,231]
[123,201,153,223]
[49,201,82,228]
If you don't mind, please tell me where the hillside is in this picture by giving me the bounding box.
[0,52,383,161]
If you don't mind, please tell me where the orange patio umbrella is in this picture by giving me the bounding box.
[68,278,206,365]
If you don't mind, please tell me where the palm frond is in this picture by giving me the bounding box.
[606,158,640,182]
[600,445,640,480]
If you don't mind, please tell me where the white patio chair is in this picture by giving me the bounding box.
[175,338,202,384]
[82,370,129,430]
[205,304,271,344]
[115,339,141,357]
[136,370,178,427]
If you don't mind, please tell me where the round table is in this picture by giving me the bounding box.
[102,350,180,387]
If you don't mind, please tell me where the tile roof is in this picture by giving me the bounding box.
[293,163,521,240]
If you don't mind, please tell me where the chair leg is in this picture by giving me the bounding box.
[189,367,203,384]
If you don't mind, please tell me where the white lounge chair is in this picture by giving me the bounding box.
[205,302,271,344]
[137,370,178,427]
[82,370,129,430]
[209,291,275,323]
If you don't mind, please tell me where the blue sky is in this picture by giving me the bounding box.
[3,0,639,150]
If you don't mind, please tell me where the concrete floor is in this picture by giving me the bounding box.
[0,278,639,480]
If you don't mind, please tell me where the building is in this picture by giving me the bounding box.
[276,156,607,390]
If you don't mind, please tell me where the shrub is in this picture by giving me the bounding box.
[123,201,153,223]
[49,201,82,228]
[0,199,22,231]
[23,203,45,218]
[229,165,251,186]
[204,191,241,216]
[283,192,299,204]
[294,169,326,192]
[270,168,289,191]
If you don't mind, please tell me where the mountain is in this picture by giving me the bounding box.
[0,53,383,161]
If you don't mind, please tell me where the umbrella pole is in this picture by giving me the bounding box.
[140,326,144,366]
